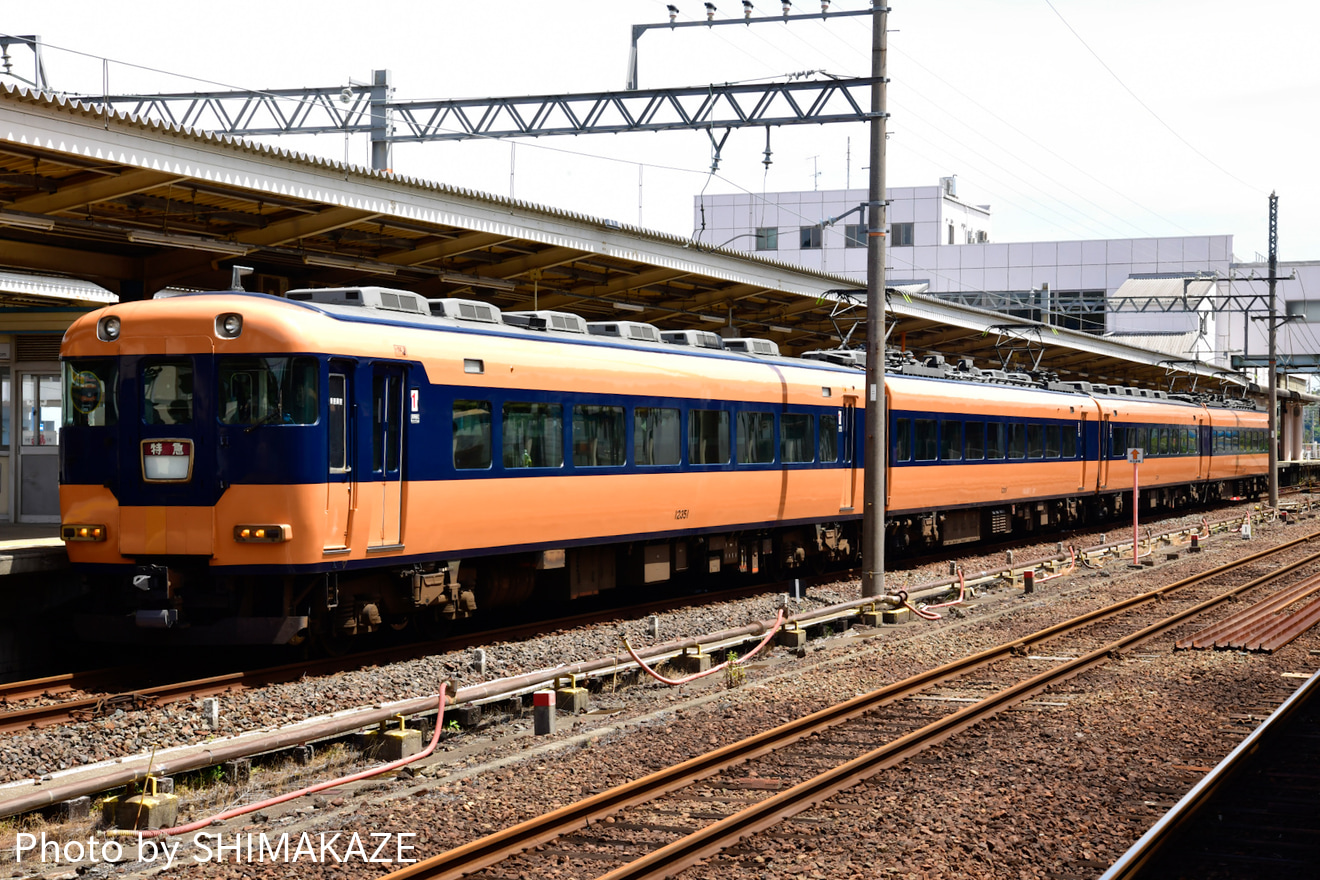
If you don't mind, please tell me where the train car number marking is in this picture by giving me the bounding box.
[675,509,689,520]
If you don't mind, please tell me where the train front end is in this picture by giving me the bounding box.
[60,294,326,644]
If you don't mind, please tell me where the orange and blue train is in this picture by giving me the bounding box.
[57,286,1268,644]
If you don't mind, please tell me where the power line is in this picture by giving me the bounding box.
[1042,0,1261,195]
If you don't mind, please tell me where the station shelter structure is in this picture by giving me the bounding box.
[0,84,1281,523]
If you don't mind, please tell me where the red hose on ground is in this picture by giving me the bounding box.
[621,609,786,686]
[1036,546,1076,583]
[921,569,968,612]
[120,682,451,839]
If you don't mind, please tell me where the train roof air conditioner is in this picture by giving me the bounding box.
[722,338,780,357]
[587,321,662,343]
[287,286,429,315]
[503,310,588,334]
[802,349,865,368]
[660,329,724,350]
[427,298,503,324]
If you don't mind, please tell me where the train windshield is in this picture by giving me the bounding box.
[141,359,194,425]
[62,359,118,427]
[218,357,318,426]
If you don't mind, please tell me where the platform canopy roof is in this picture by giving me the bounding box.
[0,84,1250,392]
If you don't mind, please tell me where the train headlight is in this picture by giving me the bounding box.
[233,524,292,543]
[215,313,243,339]
[97,316,121,342]
[61,523,107,542]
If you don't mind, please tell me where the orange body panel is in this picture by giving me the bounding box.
[63,467,857,569]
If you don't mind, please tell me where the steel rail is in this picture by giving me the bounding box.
[384,531,1320,880]
[0,572,848,735]
[596,548,1320,880]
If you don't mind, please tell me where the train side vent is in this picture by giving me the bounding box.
[587,321,662,343]
[503,310,588,334]
[989,508,1010,534]
[285,286,427,314]
[660,330,724,350]
[723,338,781,357]
[428,298,503,324]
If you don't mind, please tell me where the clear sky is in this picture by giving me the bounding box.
[4,0,1316,262]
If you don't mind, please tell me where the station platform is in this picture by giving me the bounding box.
[0,524,66,576]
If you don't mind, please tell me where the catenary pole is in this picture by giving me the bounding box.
[861,2,889,599]
[1268,191,1279,508]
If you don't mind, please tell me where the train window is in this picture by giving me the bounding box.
[1026,424,1044,459]
[328,374,348,472]
[820,412,839,463]
[573,405,626,467]
[965,422,985,460]
[689,410,730,464]
[503,402,563,468]
[893,418,910,462]
[63,359,118,428]
[1045,425,1061,459]
[635,408,680,466]
[142,359,194,425]
[986,422,1005,460]
[939,420,962,461]
[218,357,318,426]
[781,414,814,463]
[914,419,937,461]
[1007,423,1026,460]
[737,412,775,464]
[453,400,492,469]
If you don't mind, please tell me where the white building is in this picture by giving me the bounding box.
[695,181,1320,387]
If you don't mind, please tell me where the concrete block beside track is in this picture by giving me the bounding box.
[555,686,589,714]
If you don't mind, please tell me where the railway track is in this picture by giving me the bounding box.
[383,530,1320,880]
[0,573,850,736]
[1101,655,1320,879]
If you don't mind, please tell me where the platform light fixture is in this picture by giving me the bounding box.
[769,324,793,334]
[613,301,646,312]
[303,254,398,276]
[127,230,251,256]
[0,211,55,232]
[699,314,725,324]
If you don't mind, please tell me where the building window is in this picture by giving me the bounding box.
[891,222,914,247]
[844,224,866,248]
[755,227,778,251]
[948,223,955,245]
[799,226,822,249]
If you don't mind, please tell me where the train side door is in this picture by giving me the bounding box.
[1195,416,1210,482]
[1098,415,1111,490]
[369,364,405,549]
[840,396,858,512]
[324,363,354,551]
[1077,412,1091,492]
